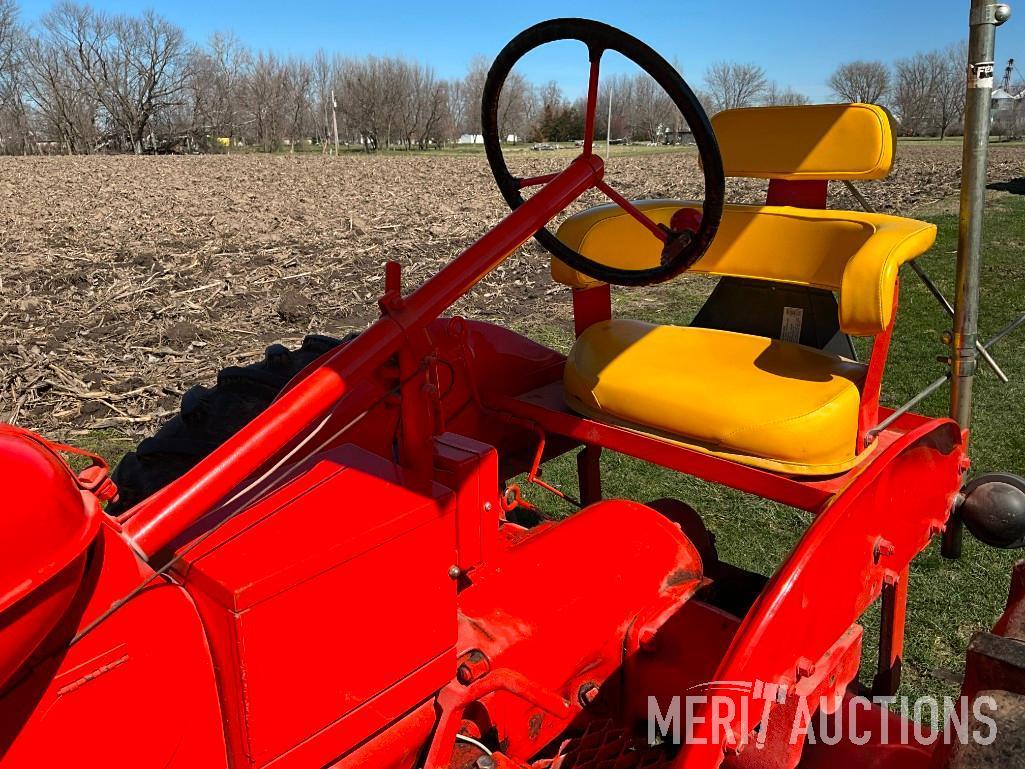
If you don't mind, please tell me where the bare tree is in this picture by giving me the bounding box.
[827,60,891,104]
[703,61,768,113]
[335,55,385,150]
[410,65,453,149]
[22,16,98,152]
[597,72,635,140]
[0,0,17,104]
[456,54,489,138]
[0,0,30,153]
[763,82,810,106]
[892,52,941,135]
[631,74,673,142]
[391,60,451,149]
[283,56,313,149]
[11,3,954,153]
[245,51,290,149]
[933,42,968,138]
[203,31,249,145]
[311,49,334,150]
[496,70,529,142]
[43,3,190,152]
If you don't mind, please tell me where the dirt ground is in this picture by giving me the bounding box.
[2,143,1024,443]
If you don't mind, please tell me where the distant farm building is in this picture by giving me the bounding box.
[659,126,694,145]
[992,87,1025,136]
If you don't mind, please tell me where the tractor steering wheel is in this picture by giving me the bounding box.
[482,18,725,287]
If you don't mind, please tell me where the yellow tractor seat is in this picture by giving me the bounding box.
[565,320,867,475]
[550,104,938,476]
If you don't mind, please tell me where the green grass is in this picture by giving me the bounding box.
[74,429,138,469]
[513,188,1025,702]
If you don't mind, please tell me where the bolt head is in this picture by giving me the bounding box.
[578,683,600,706]
[639,629,657,653]
[476,757,496,769]
[448,565,462,579]
[873,537,895,562]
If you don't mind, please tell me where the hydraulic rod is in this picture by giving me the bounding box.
[121,154,605,558]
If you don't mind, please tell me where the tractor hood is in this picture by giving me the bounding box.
[0,425,100,616]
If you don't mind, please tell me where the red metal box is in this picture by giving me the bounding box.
[178,444,457,768]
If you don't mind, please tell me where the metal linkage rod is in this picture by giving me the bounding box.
[842,181,1008,382]
[984,310,1025,350]
[840,179,875,213]
[861,312,1024,443]
[863,231,1025,524]
[865,374,951,442]
[916,261,1009,382]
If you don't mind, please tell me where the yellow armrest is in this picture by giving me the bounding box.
[838,215,936,335]
[553,201,937,336]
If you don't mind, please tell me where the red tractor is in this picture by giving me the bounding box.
[2,10,1024,769]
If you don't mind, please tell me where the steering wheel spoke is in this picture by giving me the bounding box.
[517,173,560,189]
[582,53,602,157]
[482,18,724,286]
[595,179,669,243]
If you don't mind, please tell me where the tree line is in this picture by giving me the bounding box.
[827,45,978,139]
[0,1,1008,154]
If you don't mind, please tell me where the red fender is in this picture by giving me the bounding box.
[675,417,965,768]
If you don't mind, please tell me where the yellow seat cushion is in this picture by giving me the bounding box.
[564,320,869,475]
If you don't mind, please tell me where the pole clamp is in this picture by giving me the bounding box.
[971,3,1012,26]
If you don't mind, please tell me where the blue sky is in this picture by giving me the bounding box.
[14,0,1025,100]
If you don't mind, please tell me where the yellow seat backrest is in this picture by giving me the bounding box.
[551,104,928,336]
[552,201,936,337]
[711,103,895,180]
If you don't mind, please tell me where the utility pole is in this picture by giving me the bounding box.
[606,87,613,160]
[331,89,340,155]
[945,0,1012,557]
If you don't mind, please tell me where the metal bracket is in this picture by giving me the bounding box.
[971,3,1012,25]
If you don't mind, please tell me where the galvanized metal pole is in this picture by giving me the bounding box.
[945,0,1012,557]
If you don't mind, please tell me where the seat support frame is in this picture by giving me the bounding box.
[857,286,899,451]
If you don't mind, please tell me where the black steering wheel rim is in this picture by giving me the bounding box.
[481,18,725,287]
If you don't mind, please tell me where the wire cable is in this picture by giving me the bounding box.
[455,733,493,756]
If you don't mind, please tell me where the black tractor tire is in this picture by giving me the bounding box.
[107,333,350,515]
